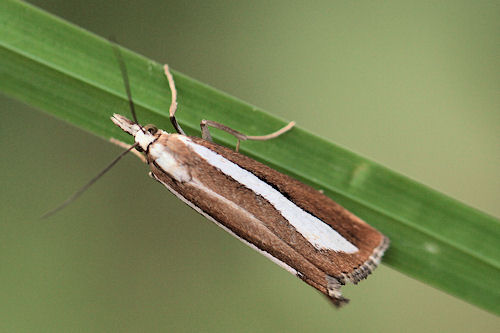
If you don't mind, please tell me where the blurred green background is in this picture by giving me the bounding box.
[1,0,499,332]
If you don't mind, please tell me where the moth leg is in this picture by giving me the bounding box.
[163,64,186,136]
[109,138,147,163]
[200,119,247,151]
[164,63,295,151]
[200,119,295,152]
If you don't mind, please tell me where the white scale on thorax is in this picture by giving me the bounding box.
[148,133,358,254]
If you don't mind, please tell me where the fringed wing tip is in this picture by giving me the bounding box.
[345,236,390,285]
[325,236,389,307]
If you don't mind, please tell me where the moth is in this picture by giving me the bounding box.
[108,59,389,306]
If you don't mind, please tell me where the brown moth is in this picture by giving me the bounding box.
[110,63,389,306]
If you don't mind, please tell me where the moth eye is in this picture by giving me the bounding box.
[135,145,144,152]
[144,124,158,135]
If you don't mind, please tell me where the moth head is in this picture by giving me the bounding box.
[134,124,159,152]
[111,114,160,152]
[133,125,160,152]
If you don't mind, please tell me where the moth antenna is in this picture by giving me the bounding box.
[111,39,143,131]
[41,143,139,219]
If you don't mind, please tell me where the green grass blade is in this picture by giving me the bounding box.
[1,0,498,314]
